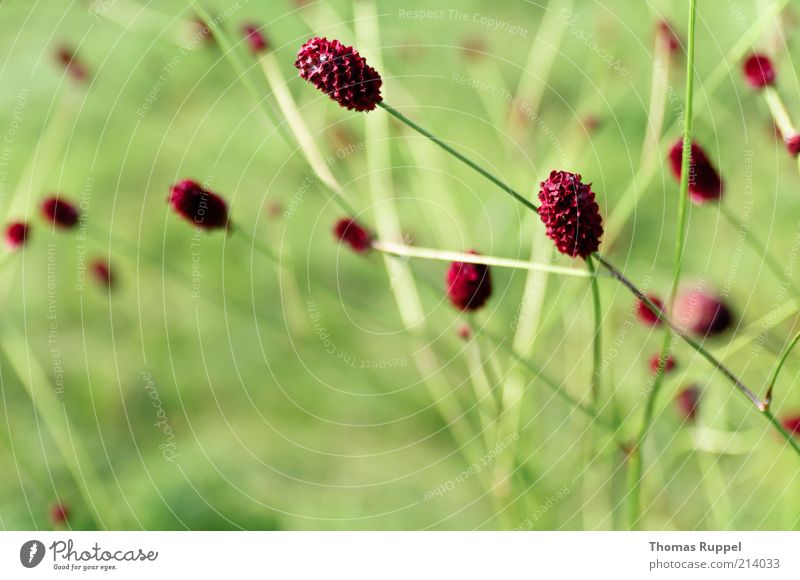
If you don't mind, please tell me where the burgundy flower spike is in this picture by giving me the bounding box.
[538,170,603,258]
[5,221,29,250]
[242,23,268,55]
[786,135,800,158]
[295,37,383,112]
[168,180,229,231]
[675,289,733,337]
[446,251,492,312]
[333,218,372,254]
[90,260,113,288]
[782,415,800,437]
[50,502,70,526]
[42,197,79,229]
[742,54,776,89]
[55,46,88,81]
[675,385,700,422]
[637,294,665,326]
[649,353,676,374]
[668,139,724,204]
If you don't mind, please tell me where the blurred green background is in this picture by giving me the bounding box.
[0,0,798,530]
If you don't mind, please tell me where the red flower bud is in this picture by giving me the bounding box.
[168,180,229,231]
[55,46,88,81]
[649,353,676,374]
[657,20,680,53]
[90,259,113,288]
[742,53,776,89]
[786,134,800,157]
[42,197,80,229]
[333,218,372,253]
[675,289,733,337]
[675,385,700,421]
[5,221,29,250]
[668,139,724,204]
[446,251,492,311]
[782,414,800,437]
[537,170,603,258]
[50,502,70,525]
[295,37,383,112]
[242,23,268,54]
[637,294,665,326]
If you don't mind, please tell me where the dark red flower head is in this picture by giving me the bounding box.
[538,170,603,258]
[295,37,383,112]
[782,414,800,437]
[168,180,229,230]
[42,197,79,229]
[333,218,372,253]
[675,385,700,421]
[50,502,69,525]
[637,294,665,326]
[657,20,680,53]
[5,221,29,250]
[668,139,724,204]
[675,289,733,337]
[90,259,113,288]
[55,46,88,81]
[242,23,268,54]
[786,135,800,157]
[649,353,676,374]
[446,251,492,311]
[742,53,776,89]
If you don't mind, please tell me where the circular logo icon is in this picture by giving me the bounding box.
[20,540,46,568]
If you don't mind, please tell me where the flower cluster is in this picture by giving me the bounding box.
[446,252,492,311]
[537,170,603,258]
[295,37,383,112]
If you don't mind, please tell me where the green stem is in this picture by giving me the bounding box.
[586,256,603,410]
[719,203,800,297]
[377,101,539,215]
[372,240,598,278]
[764,328,800,407]
[627,0,698,530]
[378,61,800,463]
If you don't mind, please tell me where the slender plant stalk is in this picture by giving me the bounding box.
[0,327,120,529]
[626,0,698,530]
[378,102,538,215]
[764,328,800,407]
[586,256,603,410]
[604,0,792,248]
[763,86,795,139]
[719,203,800,296]
[762,86,800,174]
[379,74,800,460]
[372,240,598,278]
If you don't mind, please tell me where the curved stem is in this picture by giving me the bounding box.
[586,256,603,410]
[719,204,800,297]
[764,328,800,407]
[377,101,539,215]
[627,0,698,530]
[372,240,598,278]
